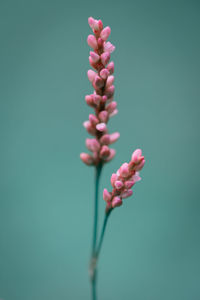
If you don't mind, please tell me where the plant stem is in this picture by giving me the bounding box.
[95,209,112,259]
[90,209,112,300]
[92,163,102,256]
[90,163,102,300]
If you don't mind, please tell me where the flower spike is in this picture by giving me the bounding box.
[103,149,145,212]
[80,17,119,166]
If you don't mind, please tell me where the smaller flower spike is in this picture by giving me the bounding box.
[81,17,119,166]
[103,149,145,213]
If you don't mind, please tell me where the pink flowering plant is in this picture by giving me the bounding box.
[80,17,145,300]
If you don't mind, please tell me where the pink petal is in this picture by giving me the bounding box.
[99,134,110,145]
[109,132,120,144]
[111,173,118,187]
[124,180,135,189]
[100,145,110,159]
[86,138,100,152]
[101,52,110,66]
[107,61,114,74]
[106,75,114,88]
[89,114,99,125]
[87,70,96,82]
[104,42,115,53]
[115,180,124,190]
[105,148,116,162]
[90,51,100,63]
[87,35,98,49]
[132,172,141,182]
[100,68,109,79]
[112,196,122,208]
[96,123,107,132]
[119,163,129,177]
[106,101,117,114]
[121,189,133,199]
[100,26,111,41]
[103,188,112,202]
[131,149,142,163]
[80,153,94,166]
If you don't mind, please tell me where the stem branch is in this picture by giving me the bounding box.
[95,209,112,259]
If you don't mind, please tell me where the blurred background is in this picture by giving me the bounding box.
[0,0,200,299]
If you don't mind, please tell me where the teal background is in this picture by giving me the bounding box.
[0,0,200,299]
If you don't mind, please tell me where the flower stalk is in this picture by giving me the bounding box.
[80,16,146,300]
[92,163,102,256]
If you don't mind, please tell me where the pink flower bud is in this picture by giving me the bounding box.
[119,163,129,177]
[104,41,115,53]
[115,180,124,190]
[105,85,115,98]
[88,17,95,29]
[87,35,98,49]
[88,17,100,32]
[106,101,117,114]
[83,120,90,129]
[85,95,95,107]
[107,61,114,74]
[100,145,110,159]
[131,149,142,163]
[89,114,99,125]
[83,120,96,135]
[89,56,97,69]
[98,19,103,31]
[99,134,110,145]
[100,26,111,41]
[101,52,110,66]
[121,189,133,199]
[134,159,145,171]
[111,173,118,187]
[90,51,100,63]
[132,172,142,182]
[124,180,135,189]
[103,188,112,202]
[93,94,101,105]
[98,111,108,123]
[80,153,94,166]
[97,38,104,47]
[93,20,99,31]
[105,148,116,162]
[112,196,122,208]
[96,123,107,132]
[109,132,120,144]
[86,138,100,152]
[106,75,114,88]
[109,109,118,117]
[100,68,109,79]
[102,95,108,103]
[87,70,96,82]
[94,76,104,88]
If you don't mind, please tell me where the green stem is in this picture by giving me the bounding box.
[90,209,112,300]
[90,163,102,300]
[95,209,112,259]
[92,164,102,256]
[91,269,97,300]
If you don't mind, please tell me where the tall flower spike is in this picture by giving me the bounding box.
[80,17,119,166]
[103,149,145,212]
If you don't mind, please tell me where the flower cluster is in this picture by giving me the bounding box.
[103,149,145,212]
[80,17,119,166]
